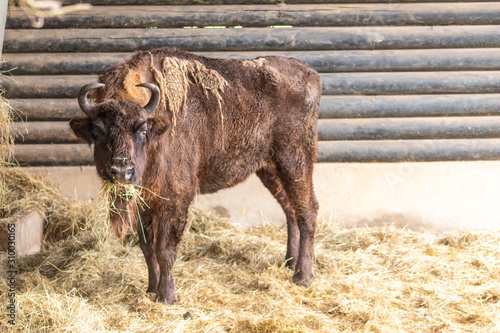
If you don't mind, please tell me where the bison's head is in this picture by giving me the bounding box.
[70,83,169,185]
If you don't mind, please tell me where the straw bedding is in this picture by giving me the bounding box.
[1,181,500,332]
[0,92,13,164]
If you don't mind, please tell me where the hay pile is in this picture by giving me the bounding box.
[2,199,500,332]
[0,92,13,164]
[0,168,104,242]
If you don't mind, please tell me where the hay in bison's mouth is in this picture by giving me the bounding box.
[99,181,168,239]
[99,181,146,238]
[100,181,142,206]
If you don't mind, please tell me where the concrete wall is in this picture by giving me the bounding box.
[25,162,500,232]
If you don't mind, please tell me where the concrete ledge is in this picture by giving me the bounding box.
[0,212,44,256]
[21,162,500,232]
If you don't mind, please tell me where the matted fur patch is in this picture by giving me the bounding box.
[150,54,229,146]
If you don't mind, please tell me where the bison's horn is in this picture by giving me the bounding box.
[78,83,104,118]
[136,83,161,115]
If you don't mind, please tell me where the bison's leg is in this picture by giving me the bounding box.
[256,166,299,270]
[285,178,318,288]
[137,215,160,296]
[154,205,190,304]
[293,191,319,288]
[275,155,318,288]
[155,224,180,304]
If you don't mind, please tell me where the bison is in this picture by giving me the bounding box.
[70,47,321,304]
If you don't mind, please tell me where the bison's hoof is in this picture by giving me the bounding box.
[158,297,177,305]
[157,292,178,305]
[293,272,312,288]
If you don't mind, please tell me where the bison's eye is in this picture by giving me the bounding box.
[137,129,147,141]
[135,122,148,142]
[91,128,104,144]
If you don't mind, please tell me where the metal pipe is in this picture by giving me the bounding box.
[0,0,7,58]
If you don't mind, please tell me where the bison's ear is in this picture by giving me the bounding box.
[147,116,170,139]
[70,117,93,144]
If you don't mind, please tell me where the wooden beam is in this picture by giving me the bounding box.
[8,3,500,29]
[60,0,500,5]
[4,72,500,99]
[13,140,500,165]
[0,75,96,99]
[321,71,500,95]
[9,94,500,121]
[13,144,93,166]
[319,94,500,119]
[13,116,500,144]
[5,49,500,75]
[10,99,81,121]
[318,139,500,162]
[5,26,500,53]
[1,53,129,75]
[12,122,79,144]
[318,116,500,141]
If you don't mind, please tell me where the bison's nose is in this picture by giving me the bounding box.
[109,166,135,183]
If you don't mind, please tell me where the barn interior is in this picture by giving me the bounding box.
[1,0,500,332]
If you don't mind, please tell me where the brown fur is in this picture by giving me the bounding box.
[70,47,321,304]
